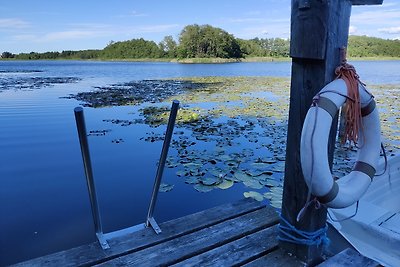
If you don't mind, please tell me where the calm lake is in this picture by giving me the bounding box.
[1,60,399,266]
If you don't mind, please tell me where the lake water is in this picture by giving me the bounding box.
[0,60,399,266]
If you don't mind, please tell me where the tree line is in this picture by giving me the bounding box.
[1,24,399,60]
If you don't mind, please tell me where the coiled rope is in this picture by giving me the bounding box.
[334,49,365,145]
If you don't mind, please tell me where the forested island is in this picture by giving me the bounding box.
[1,24,400,61]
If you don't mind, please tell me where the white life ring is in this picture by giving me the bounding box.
[300,78,381,209]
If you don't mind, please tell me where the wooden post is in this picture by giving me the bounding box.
[280,0,383,265]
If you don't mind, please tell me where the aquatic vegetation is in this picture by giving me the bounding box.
[79,76,399,209]
[243,191,264,202]
[141,106,202,126]
[65,79,219,107]
[0,76,80,92]
[159,183,174,193]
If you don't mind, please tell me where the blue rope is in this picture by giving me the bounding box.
[278,214,330,247]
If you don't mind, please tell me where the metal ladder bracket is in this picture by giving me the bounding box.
[96,233,110,250]
[147,217,162,234]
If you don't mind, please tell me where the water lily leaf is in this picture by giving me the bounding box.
[234,171,252,182]
[250,162,270,169]
[159,183,174,193]
[194,183,214,193]
[255,173,271,181]
[243,191,264,202]
[209,168,225,178]
[216,180,234,189]
[243,180,263,189]
[218,155,234,161]
[185,176,199,184]
[255,158,277,164]
[276,156,285,161]
[271,167,284,173]
[263,192,274,200]
[224,175,240,182]
[271,187,283,195]
[270,199,282,209]
[200,176,220,186]
[245,169,265,177]
[183,162,203,169]
[260,179,281,187]
[261,170,274,175]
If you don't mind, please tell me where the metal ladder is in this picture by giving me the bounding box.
[74,100,179,249]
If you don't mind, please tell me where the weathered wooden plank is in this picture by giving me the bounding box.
[94,207,279,266]
[171,226,279,267]
[317,248,379,267]
[14,199,264,267]
[243,248,304,267]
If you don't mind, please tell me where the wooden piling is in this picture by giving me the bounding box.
[281,0,383,265]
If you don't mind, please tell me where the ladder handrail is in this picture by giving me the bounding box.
[73,100,180,249]
[146,100,180,233]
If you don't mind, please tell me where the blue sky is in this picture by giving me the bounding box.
[1,0,399,53]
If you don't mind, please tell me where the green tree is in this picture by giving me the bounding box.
[1,51,15,58]
[102,38,163,59]
[159,35,178,58]
[178,24,242,58]
[348,35,400,57]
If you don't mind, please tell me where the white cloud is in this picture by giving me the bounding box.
[378,26,400,34]
[130,10,148,17]
[0,18,30,29]
[11,34,36,41]
[351,10,400,25]
[43,30,103,41]
[349,25,357,34]
[10,23,180,43]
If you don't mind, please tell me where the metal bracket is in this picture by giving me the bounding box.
[96,233,110,250]
[147,217,162,234]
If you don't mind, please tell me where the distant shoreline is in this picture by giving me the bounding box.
[1,56,400,63]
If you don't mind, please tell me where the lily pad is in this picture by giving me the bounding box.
[270,199,282,209]
[243,191,264,202]
[250,162,270,169]
[159,183,174,193]
[245,169,266,177]
[243,180,263,189]
[185,176,199,184]
[194,183,214,193]
[234,171,252,182]
[259,179,281,187]
[263,192,274,200]
[216,180,234,189]
[255,173,271,181]
[199,176,220,186]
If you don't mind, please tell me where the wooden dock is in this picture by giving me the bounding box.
[14,199,377,266]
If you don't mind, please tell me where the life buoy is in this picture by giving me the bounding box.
[300,78,381,209]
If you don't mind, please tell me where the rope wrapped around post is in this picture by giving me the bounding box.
[278,214,330,247]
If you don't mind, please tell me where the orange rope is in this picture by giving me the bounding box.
[334,56,363,145]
